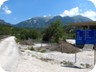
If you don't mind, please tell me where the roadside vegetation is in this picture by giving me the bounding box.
[0,19,76,43]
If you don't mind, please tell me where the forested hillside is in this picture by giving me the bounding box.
[1,20,96,43]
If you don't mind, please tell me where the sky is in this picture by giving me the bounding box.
[0,0,96,24]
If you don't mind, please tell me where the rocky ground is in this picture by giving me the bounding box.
[0,36,95,72]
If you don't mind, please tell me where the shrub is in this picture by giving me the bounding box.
[61,61,74,66]
[80,63,91,68]
[39,48,47,53]
[39,58,53,62]
[29,47,35,51]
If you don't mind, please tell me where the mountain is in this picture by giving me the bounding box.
[72,15,92,22]
[15,15,92,28]
[15,16,53,28]
[46,15,92,26]
[0,19,11,25]
[0,19,7,25]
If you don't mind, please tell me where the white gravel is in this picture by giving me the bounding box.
[33,43,48,48]
[0,36,96,72]
[0,36,19,72]
[66,39,75,44]
[15,52,91,72]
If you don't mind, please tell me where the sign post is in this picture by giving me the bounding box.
[76,30,96,65]
[76,30,96,44]
[94,50,95,65]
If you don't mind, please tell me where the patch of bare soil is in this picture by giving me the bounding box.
[47,42,80,53]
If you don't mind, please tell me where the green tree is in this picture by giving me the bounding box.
[43,20,64,43]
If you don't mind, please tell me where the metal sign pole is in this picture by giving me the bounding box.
[94,50,95,65]
[75,48,77,63]
[94,45,96,65]
[75,29,78,64]
[75,42,78,63]
[75,38,77,63]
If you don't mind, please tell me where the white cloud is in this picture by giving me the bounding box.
[60,7,80,17]
[89,0,96,8]
[0,0,12,14]
[2,6,12,14]
[43,14,51,17]
[43,15,47,17]
[60,7,96,21]
[28,18,31,19]
[0,0,8,7]
[81,10,96,21]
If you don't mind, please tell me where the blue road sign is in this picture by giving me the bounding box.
[76,30,85,44]
[76,30,96,44]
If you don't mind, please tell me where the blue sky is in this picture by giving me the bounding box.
[0,0,96,24]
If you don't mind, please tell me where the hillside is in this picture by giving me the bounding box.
[15,15,92,28]
[0,19,11,25]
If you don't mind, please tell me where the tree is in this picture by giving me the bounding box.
[43,20,64,43]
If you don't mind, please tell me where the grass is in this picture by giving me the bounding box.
[39,48,47,53]
[60,61,74,66]
[39,57,54,62]
[29,47,35,51]
[80,63,92,68]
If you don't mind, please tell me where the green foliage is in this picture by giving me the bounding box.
[0,24,41,40]
[43,20,64,43]
[0,20,84,42]
[80,63,91,68]
[63,25,76,39]
[39,57,53,62]
[60,61,74,66]
[29,47,35,51]
[39,48,47,53]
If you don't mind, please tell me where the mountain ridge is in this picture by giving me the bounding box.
[15,15,92,28]
[0,19,11,25]
[0,15,93,28]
